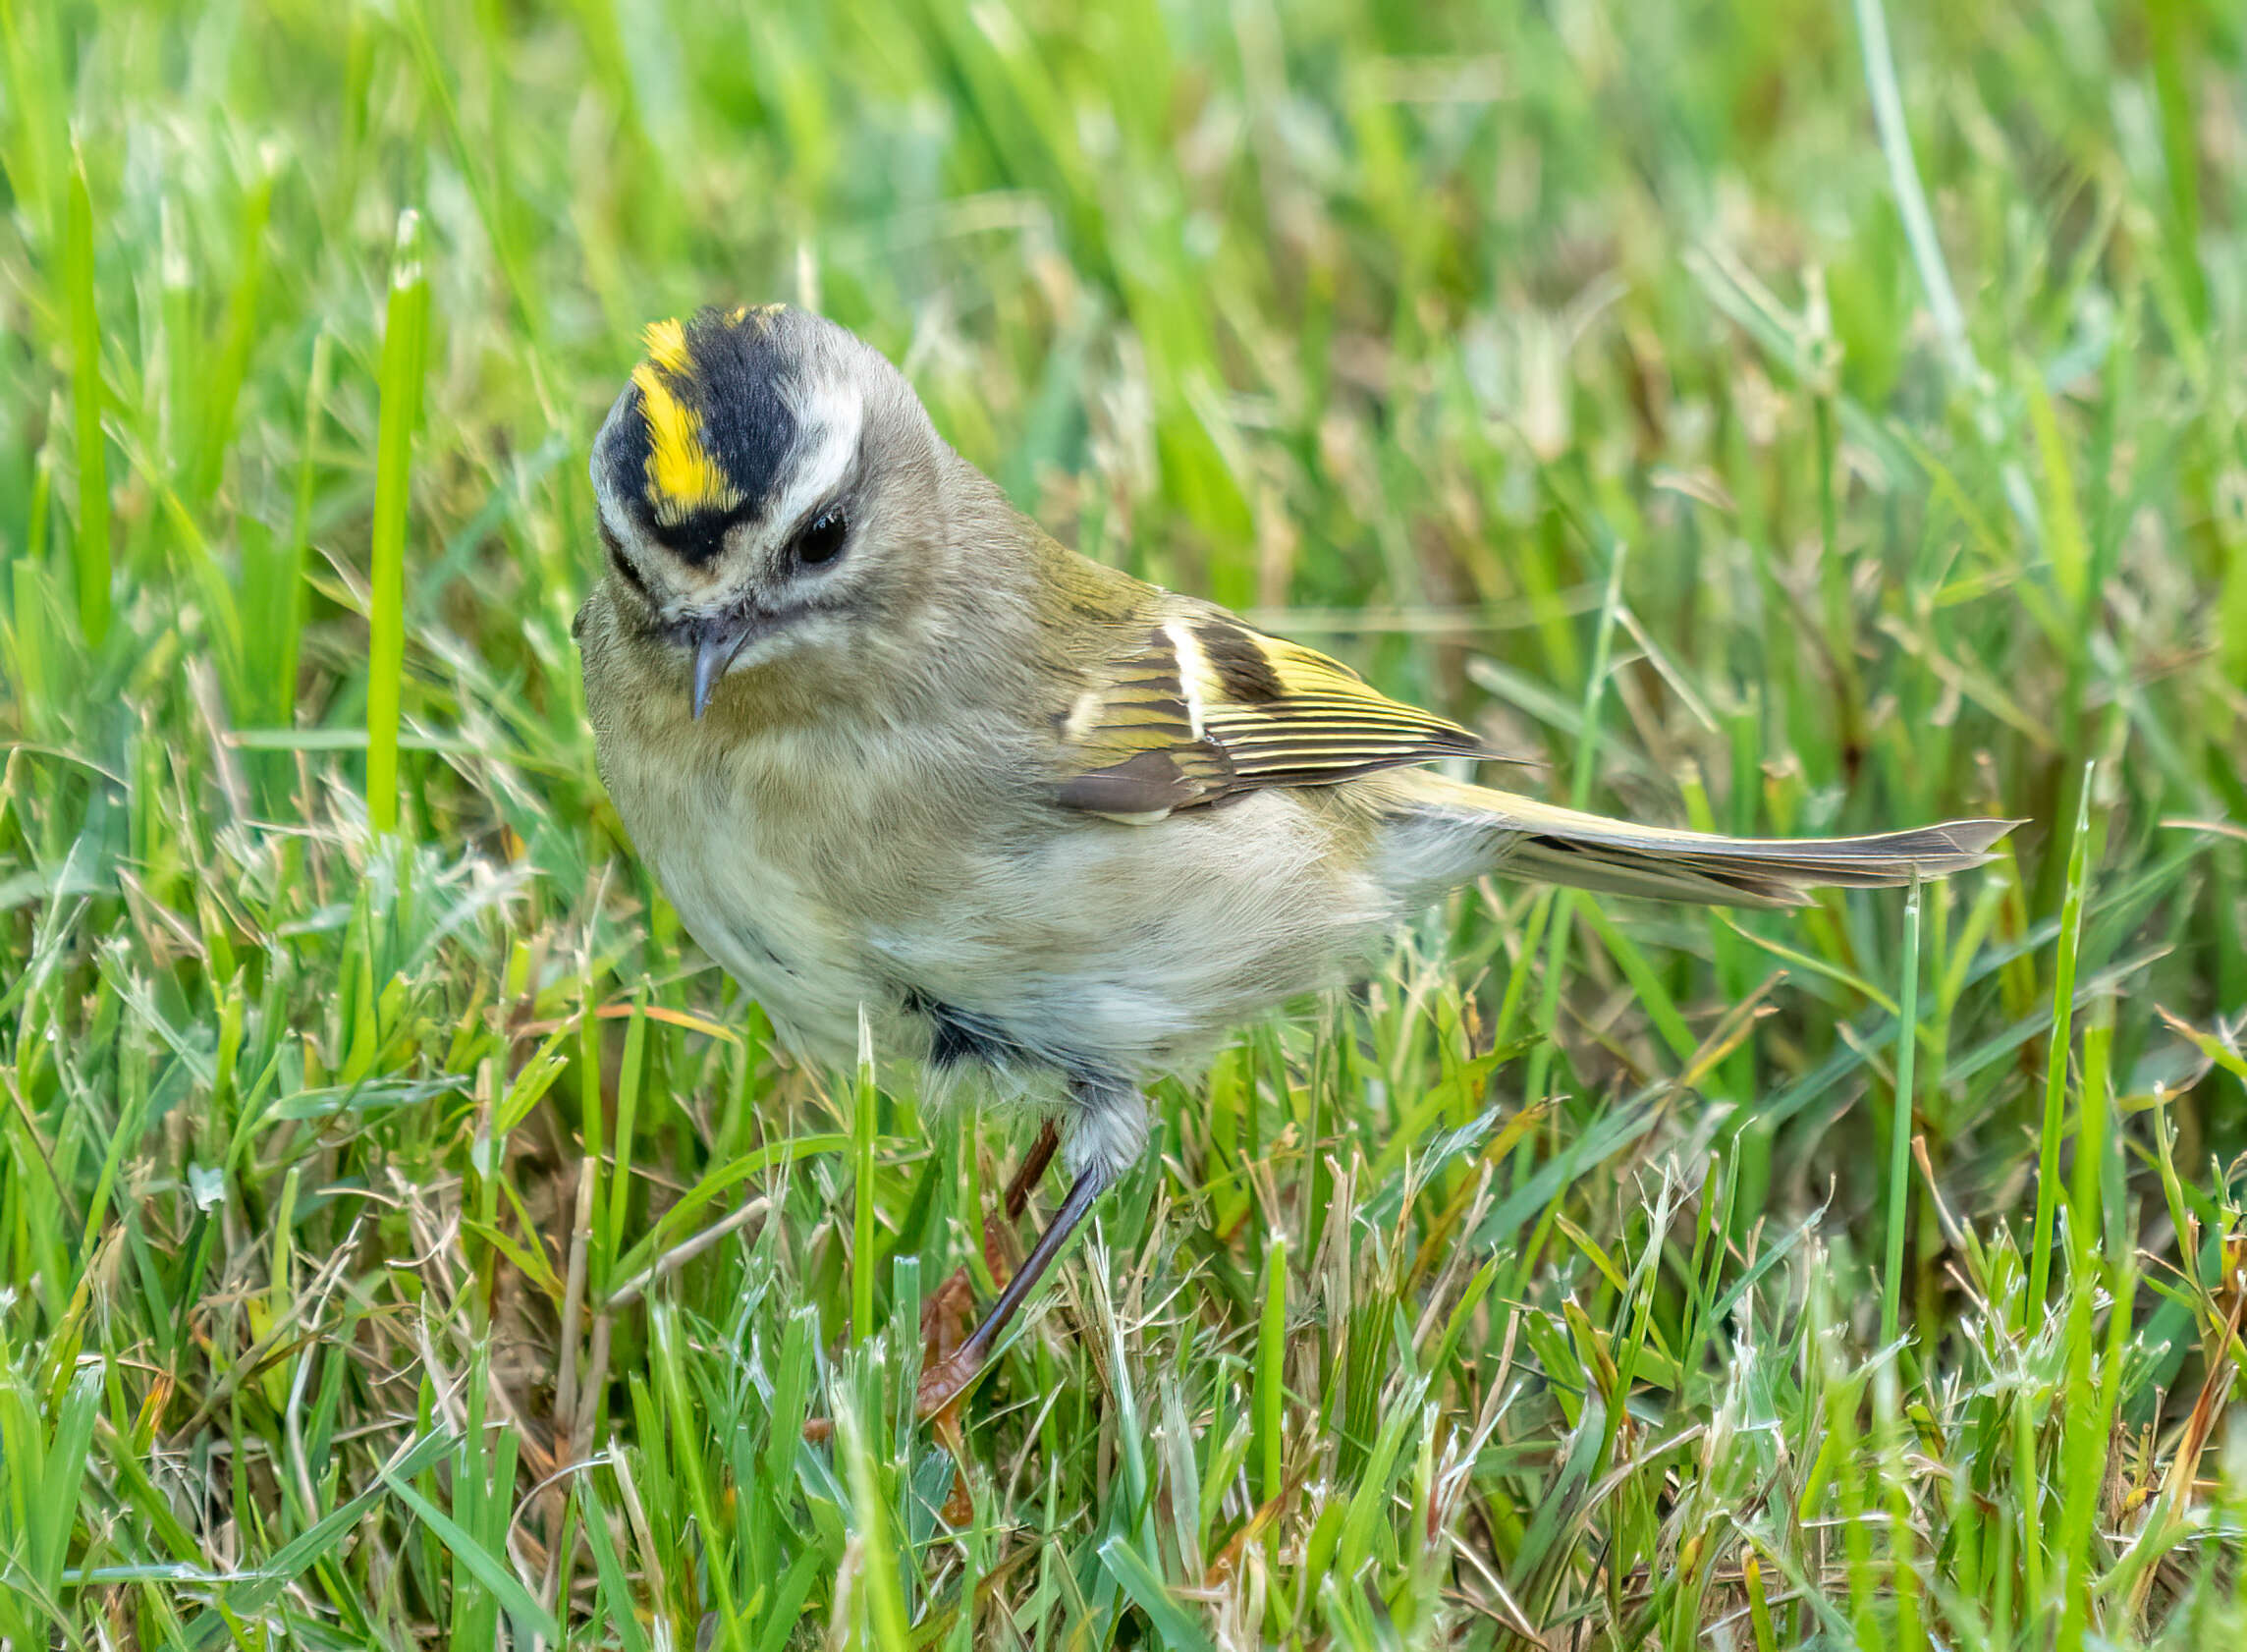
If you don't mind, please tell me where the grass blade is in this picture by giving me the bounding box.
[377,1461,561,1646]
[1254,1233,1288,1507]
[1097,1533,1219,1652]
[838,1394,912,1652]
[63,147,108,645]
[853,1010,879,1345]
[365,207,428,836]
[1881,872,1923,1348]
[2027,766,2096,1318]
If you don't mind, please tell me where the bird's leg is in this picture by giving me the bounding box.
[916,1164,1107,1418]
[920,1122,1067,1514]
[1002,1119,1062,1224]
[919,1119,1060,1359]
[919,1076,1143,1421]
[810,1120,1069,1450]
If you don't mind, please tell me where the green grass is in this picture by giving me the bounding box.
[4,0,2247,1645]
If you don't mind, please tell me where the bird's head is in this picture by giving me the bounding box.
[588,304,947,717]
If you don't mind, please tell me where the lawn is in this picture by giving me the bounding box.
[3,0,2246,1645]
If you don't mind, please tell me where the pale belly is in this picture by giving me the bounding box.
[605,719,1408,1088]
[642,832,880,1066]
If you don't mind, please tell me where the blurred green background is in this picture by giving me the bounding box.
[4,0,2246,1645]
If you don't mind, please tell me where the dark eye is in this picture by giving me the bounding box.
[794,509,848,567]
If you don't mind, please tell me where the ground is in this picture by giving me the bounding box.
[2,0,2246,1646]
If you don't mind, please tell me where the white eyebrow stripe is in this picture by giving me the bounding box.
[768,378,864,533]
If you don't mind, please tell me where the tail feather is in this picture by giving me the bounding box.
[1397,775,2019,909]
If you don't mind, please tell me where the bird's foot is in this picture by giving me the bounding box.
[919,1264,978,1357]
[915,1347,988,1420]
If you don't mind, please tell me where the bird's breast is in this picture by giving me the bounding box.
[586,670,1010,1066]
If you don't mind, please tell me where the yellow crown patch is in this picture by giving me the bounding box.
[631,322,741,525]
[642,316,693,375]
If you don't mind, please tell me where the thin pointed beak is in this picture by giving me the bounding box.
[689,615,764,719]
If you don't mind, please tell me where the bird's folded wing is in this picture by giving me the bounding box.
[1054,605,1489,820]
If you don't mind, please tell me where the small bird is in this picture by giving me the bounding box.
[575,303,2013,1415]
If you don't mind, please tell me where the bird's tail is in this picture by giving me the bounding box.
[1391,773,2018,909]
